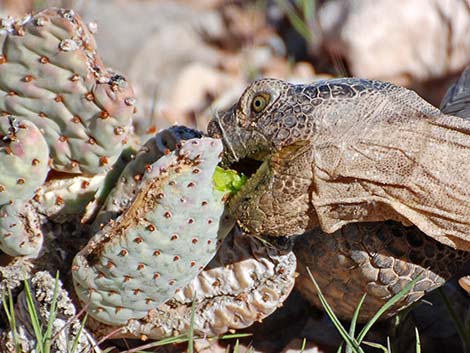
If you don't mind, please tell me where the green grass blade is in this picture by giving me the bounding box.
[188,299,196,353]
[2,287,21,353]
[300,337,306,352]
[52,302,90,344]
[415,327,421,353]
[356,276,420,344]
[2,289,13,327]
[43,272,61,353]
[69,313,88,353]
[274,0,314,43]
[121,324,251,353]
[24,279,44,353]
[217,333,252,340]
[234,339,240,353]
[362,341,389,353]
[347,294,367,353]
[300,0,315,24]
[306,267,364,353]
[122,334,190,353]
[101,348,115,353]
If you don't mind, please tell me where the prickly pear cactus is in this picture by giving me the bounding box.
[72,138,235,325]
[0,8,136,258]
[88,227,297,340]
[0,8,135,175]
[0,116,49,205]
[0,115,49,256]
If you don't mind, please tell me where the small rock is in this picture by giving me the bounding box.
[317,0,470,86]
[458,275,470,295]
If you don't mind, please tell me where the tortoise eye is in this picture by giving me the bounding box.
[251,93,270,113]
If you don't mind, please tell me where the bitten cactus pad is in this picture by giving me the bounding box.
[72,138,235,325]
[88,227,297,340]
[0,8,135,175]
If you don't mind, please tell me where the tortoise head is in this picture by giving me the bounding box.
[207,78,319,238]
[207,78,293,165]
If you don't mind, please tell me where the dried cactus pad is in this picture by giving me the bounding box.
[72,138,235,325]
[0,8,135,175]
[32,174,105,220]
[0,116,49,206]
[0,200,43,257]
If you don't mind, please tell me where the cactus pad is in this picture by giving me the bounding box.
[92,126,202,228]
[0,8,135,175]
[0,200,43,257]
[88,227,297,339]
[0,116,49,206]
[72,138,235,325]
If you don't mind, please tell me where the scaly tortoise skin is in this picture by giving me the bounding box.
[207,76,470,321]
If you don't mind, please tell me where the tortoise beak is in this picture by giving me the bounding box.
[207,112,223,139]
[207,107,241,166]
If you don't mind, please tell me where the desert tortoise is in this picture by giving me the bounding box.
[207,71,470,321]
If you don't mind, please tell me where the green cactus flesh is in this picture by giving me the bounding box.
[72,138,235,325]
[0,200,43,257]
[213,166,248,195]
[0,8,135,175]
[0,116,49,205]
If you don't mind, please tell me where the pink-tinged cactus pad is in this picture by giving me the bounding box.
[0,8,135,175]
[0,116,49,205]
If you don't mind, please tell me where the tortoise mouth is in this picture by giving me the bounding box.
[229,157,263,179]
